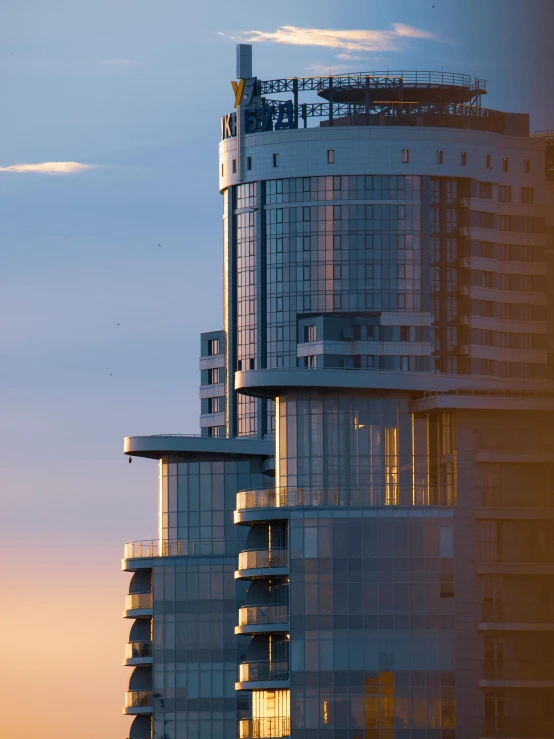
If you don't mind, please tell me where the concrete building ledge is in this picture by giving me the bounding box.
[124,435,273,459]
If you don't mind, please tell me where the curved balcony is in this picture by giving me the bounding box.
[239,717,290,739]
[235,549,288,579]
[234,486,436,523]
[235,604,289,635]
[123,539,233,570]
[123,690,153,715]
[123,640,153,666]
[123,592,152,618]
[236,660,290,690]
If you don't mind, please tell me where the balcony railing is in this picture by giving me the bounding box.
[483,716,554,738]
[238,549,288,571]
[125,593,152,611]
[239,660,290,683]
[479,542,554,564]
[239,718,290,739]
[125,641,153,660]
[482,660,554,681]
[481,487,554,507]
[125,690,153,708]
[482,602,554,623]
[236,486,454,511]
[238,605,289,627]
[124,539,234,559]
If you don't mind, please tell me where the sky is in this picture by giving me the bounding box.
[1,1,553,737]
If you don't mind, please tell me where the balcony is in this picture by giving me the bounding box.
[482,716,554,738]
[124,640,153,666]
[236,549,288,579]
[123,539,234,569]
[480,602,554,628]
[236,660,290,689]
[123,690,153,715]
[123,592,152,618]
[481,487,554,508]
[477,543,554,575]
[234,485,448,523]
[235,605,289,635]
[239,718,290,739]
[480,660,554,687]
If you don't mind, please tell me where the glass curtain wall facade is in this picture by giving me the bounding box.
[122,50,554,739]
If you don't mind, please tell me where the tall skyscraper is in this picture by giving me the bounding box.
[122,46,554,739]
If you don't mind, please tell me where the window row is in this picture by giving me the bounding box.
[478,182,535,204]
[466,299,547,321]
[265,175,421,204]
[473,211,545,233]
[468,328,546,350]
[469,269,546,292]
[468,240,544,263]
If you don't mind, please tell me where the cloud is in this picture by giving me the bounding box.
[336,53,367,61]
[100,58,139,66]
[238,24,439,52]
[0,162,95,174]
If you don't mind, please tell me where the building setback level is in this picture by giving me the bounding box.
[121,45,554,739]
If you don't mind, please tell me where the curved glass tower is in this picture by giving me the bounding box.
[122,46,554,739]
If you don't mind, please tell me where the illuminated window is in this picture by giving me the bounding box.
[208,368,220,384]
[385,427,399,505]
[221,163,224,177]
[401,148,409,163]
[207,397,221,413]
[327,149,335,163]
[207,426,220,438]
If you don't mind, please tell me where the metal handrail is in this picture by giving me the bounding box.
[239,660,290,682]
[236,486,454,511]
[124,539,235,559]
[125,690,153,708]
[238,549,288,570]
[238,604,289,626]
[239,717,290,739]
[125,641,153,659]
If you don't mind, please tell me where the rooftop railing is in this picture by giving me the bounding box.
[124,539,235,559]
[236,486,455,511]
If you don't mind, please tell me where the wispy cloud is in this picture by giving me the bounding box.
[100,58,139,66]
[336,53,367,61]
[238,24,439,52]
[0,162,95,174]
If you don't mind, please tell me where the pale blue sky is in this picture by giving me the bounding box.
[1,2,552,736]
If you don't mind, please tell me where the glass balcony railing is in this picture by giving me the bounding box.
[482,716,554,738]
[124,539,233,559]
[238,549,288,571]
[239,718,290,739]
[236,486,454,511]
[237,605,289,628]
[125,593,152,611]
[125,641,153,660]
[239,660,290,683]
[482,660,554,681]
[125,690,153,708]
[482,602,554,623]
[481,487,554,507]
